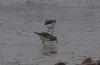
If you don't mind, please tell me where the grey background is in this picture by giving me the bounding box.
[0,0,100,65]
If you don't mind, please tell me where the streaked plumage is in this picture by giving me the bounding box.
[34,32,58,43]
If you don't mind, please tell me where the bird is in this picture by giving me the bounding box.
[44,20,56,34]
[76,57,96,65]
[34,32,58,44]
[82,57,94,64]
[54,62,67,65]
[96,60,100,65]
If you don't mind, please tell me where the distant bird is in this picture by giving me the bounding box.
[96,60,100,65]
[34,32,58,44]
[76,57,96,65]
[82,57,94,64]
[54,62,67,65]
[44,20,56,34]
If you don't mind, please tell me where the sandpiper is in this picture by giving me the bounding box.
[34,32,58,44]
[34,32,58,54]
[44,20,56,34]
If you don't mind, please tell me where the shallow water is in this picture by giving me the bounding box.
[0,0,100,65]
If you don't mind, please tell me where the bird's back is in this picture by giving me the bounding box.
[34,32,57,41]
[44,20,56,25]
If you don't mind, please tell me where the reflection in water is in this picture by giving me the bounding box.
[41,41,57,56]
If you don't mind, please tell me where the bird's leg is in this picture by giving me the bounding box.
[56,40,58,45]
[47,28,54,35]
[47,28,50,33]
[40,38,46,48]
[52,28,54,35]
[41,38,44,44]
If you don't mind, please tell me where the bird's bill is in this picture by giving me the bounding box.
[34,32,39,35]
